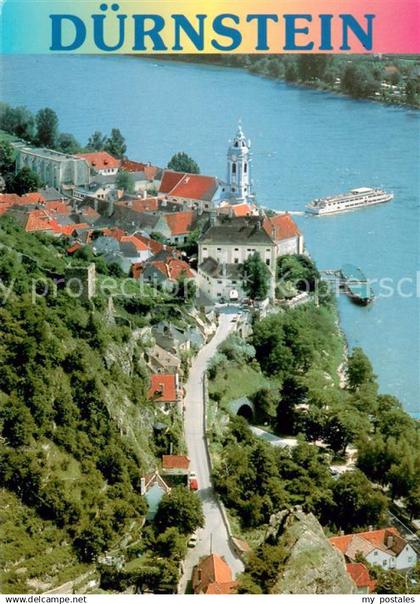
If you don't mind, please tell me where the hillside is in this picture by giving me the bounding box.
[0,217,188,593]
[239,509,356,594]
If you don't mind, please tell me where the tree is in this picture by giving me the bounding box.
[35,108,59,148]
[323,408,364,455]
[57,132,81,154]
[167,152,200,174]
[347,347,376,391]
[86,130,107,151]
[341,64,380,99]
[330,470,388,532]
[405,80,417,105]
[7,167,41,195]
[104,128,126,159]
[154,486,204,535]
[277,254,320,293]
[0,104,35,141]
[0,395,35,447]
[154,527,187,562]
[243,252,270,300]
[297,55,331,81]
[0,141,15,174]
[252,387,279,422]
[116,170,135,194]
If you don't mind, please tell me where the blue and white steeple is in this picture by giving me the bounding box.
[227,121,253,203]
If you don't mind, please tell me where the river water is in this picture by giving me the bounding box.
[1,55,419,414]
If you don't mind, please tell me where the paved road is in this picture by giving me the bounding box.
[180,311,245,592]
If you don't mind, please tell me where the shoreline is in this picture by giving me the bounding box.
[138,54,420,111]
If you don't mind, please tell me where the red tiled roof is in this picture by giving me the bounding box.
[148,374,178,403]
[133,233,165,255]
[164,211,195,236]
[346,563,376,592]
[24,209,55,232]
[116,197,159,213]
[120,234,149,251]
[67,242,82,255]
[22,192,46,204]
[159,170,185,194]
[80,206,100,218]
[330,528,405,559]
[263,213,300,241]
[148,257,194,281]
[102,227,126,241]
[76,151,121,171]
[169,173,217,201]
[162,455,190,470]
[45,201,71,214]
[192,554,237,595]
[121,158,147,172]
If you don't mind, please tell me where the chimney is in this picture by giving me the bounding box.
[368,525,373,532]
[140,477,146,495]
[386,535,394,549]
[143,189,147,199]
[197,569,202,582]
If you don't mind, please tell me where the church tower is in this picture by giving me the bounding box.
[227,122,253,203]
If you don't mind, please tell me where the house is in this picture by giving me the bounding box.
[192,554,238,595]
[346,563,376,594]
[159,170,221,210]
[198,214,276,302]
[140,257,194,290]
[119,235,152,264]
[263,212,304,256]
[147,373,182,413]
[198,257,245,303]
[218,200,259,218]
[140,471,171,520]
[330,528,417,571]
[76,151,121,176]
[161,455,190,475]
[16,146,90,188]
[197,211,303,303]
[163,210,196,245]
[152,323,191,356]
[146,344,182,375]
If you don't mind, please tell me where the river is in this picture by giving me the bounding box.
[1,55,419,415]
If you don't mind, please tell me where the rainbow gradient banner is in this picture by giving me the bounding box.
[1,0,419,54]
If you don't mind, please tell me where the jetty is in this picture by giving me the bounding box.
[321,265,374,306]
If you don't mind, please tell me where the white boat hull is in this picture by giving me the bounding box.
[306,192,393,216]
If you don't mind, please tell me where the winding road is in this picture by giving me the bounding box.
[179,310,245,592]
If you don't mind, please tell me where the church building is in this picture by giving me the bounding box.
[198,124,304,303]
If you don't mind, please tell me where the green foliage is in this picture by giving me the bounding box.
[330,470,388,532]
[116,170,135,193]
[277,254,320,294]
[57,132,81,154]
[347,347,376,391]
[35,108,59,148]
[6,167,41,195]
[104,128,126,159]
[167,152,200,174]
[154,486,204,535]
[341,63,380,99]
[86,130,107,152]
[0,222,161,577]
[0,103,35,141]
[0,140,16,174]
[243,252,270,300]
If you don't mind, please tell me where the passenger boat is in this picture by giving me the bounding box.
[306,187,393,215]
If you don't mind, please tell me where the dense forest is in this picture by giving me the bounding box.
[0,218,202,593]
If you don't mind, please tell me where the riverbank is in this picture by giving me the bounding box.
[143,54,420,110]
